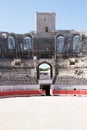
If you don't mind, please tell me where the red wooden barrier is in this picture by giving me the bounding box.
[52,90,87,96]
[1,89,87,97]
[0,90,45,97]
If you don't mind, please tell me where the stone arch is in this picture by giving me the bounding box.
[8,35,15,50]
[72,34,81,52]
[22,36,32,50]
[19,35,31,51]
[56,35,65,53]
[37,62,53,79]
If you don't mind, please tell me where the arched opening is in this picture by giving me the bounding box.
[73,35,81,52]
[56,36,64,53]
[8,36,15,50]
[37,62,52,80]
[45,26,48,32]
[21,36,32,51]
[37,62,52,96]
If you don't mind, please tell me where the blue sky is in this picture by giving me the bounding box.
[0,0,87,34]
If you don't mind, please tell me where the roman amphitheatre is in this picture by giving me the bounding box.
[0,12,87,130]
[0,12,87,97]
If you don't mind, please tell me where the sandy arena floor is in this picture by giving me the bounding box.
[0,96,87,130]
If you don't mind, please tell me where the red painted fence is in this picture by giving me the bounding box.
[0,90,45,97]
[0,89,87,97]
[52,90,87,96]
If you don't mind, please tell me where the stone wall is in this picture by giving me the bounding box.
[36,12,55,33]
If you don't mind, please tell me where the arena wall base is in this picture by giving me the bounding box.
[52,90,87,96]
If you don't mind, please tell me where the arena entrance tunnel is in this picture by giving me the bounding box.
[40,84,51,96]
[37,62,52,80]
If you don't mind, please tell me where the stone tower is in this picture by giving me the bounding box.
[35,12,56,33]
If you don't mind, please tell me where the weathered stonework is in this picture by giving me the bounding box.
[35,12,55,33]
[0,12,87,89]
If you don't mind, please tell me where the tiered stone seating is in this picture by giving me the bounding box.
[0,85,39,91]
[55,76,87,86]
[0,58,12,66]
[0,76,37,86]
[54,67,87,87]
[0,66,37,86]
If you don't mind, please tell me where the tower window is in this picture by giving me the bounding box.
[45,26,48,32]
